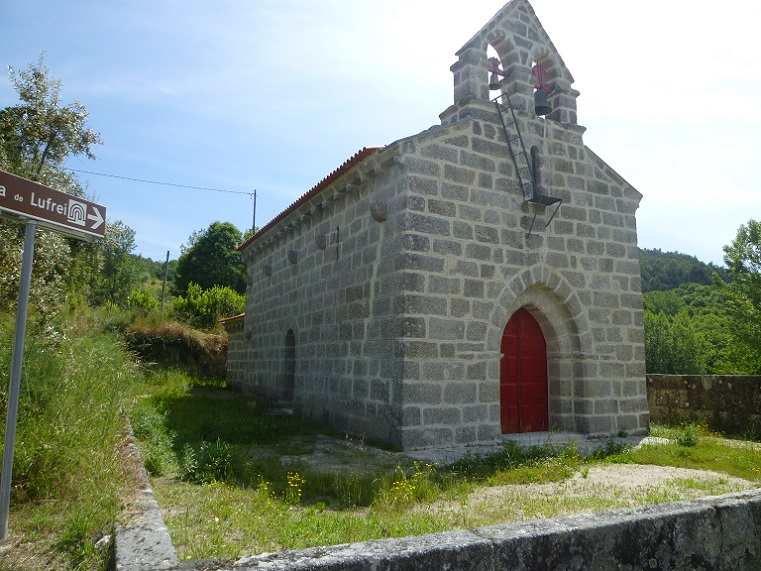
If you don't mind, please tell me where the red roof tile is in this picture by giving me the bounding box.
[238,146,382,251]
[219,313,245,323]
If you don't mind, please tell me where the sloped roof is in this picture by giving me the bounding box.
[219,312,245,323]
[238,146,382,252]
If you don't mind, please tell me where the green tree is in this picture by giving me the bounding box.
[642,282,754,375]
[173,221,246,296]
[0,55,104,313]
[719,219,761,373]
[172,283,245,330]
[91,220,141,306]
[643,289,685,317]
[0,221,71,315]
[644,309,706,374]
[639,248,729,293]
[0,53,101,189]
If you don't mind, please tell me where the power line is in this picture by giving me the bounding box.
[68,168,254,196]
[69,167,259,234]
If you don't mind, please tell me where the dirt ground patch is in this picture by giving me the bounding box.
[276,434,758,509]
[464,463,755,512]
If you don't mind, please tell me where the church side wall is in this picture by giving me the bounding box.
[239,161,410,446]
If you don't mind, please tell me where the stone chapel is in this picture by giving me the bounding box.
[224,0,650,450]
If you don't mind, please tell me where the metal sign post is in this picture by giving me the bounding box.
[0,220,37,539]
[0,169,107,540]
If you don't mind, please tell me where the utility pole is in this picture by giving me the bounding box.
[252,189,257,235]
[160,250,170,315]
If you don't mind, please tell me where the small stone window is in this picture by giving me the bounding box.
[326,227,340,262]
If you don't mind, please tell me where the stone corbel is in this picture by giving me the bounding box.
[370,202,388,223]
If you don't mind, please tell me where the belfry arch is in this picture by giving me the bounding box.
[448,0,579,124]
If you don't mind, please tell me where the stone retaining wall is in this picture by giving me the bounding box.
[647,375,761,437]
[178,489,761,571]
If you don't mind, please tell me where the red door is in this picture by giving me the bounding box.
[500,308,549,433]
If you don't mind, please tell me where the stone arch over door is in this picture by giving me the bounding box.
[490,268,591,433]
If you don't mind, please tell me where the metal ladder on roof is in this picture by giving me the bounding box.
[493,92,562,236]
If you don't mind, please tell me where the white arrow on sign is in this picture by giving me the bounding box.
[88,207,104,230]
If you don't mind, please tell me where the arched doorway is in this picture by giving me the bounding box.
[284,329,295,403]
[500,308,549,433]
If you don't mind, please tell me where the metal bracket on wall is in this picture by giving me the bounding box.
[526,195,562,237]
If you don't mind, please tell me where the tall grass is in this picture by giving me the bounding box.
[0,309,142,570]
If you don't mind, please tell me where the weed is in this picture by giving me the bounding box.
[590,439,631,460]
[131,402,177,476]
[143,430,177,476]
[446,441,540,480]
[674,424,700,447]
[178,443,198,482]
[742,426,759,442]
[374,463,438,509]
[650,421,705,447]
[179,438,237,484]
[285,472,306,505]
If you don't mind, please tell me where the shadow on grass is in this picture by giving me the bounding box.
[140,374,597,510]
[152,380,392,507]
[160,383,327,446]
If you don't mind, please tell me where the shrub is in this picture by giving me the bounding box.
[127,286,159,314]
[131,403,176,476]
[179,438,237,483]
[674,424,700,447]
[172,283,244,330]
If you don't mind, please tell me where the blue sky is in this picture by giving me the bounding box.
[1,1,759,264]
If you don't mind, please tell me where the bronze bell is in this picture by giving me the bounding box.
[534,90,552,116]
[489,72,501,91]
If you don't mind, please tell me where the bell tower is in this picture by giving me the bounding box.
[440,0,581,128]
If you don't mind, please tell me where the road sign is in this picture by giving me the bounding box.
[0,169,106,241]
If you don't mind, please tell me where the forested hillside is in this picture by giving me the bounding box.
[639,239,761,376]
[639,248,729,293]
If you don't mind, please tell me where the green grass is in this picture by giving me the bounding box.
[606,422,761,482]
[136,382,761,562]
